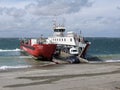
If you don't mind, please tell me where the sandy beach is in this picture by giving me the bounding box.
[0,62,120,90]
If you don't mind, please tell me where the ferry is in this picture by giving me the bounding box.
[20,20,90,62]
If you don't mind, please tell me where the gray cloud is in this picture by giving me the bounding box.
[25,0,93,16]
[117,6,120,10]
[0,7,26,17]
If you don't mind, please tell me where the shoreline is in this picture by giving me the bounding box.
[0,62,120,90]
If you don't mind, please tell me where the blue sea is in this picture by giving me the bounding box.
[86,37,120,63]
[0,38,120,71]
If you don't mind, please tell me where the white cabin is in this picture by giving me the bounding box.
[47,25,86,47]
[46,23,88,56]
[31,39,37,45]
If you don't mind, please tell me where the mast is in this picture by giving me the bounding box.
[52,17,65,37]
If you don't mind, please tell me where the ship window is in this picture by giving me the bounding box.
[64,38,66,41]
[59,29,62,32]
[70,38,72,42]
[72,50,77,52]
[54,29,58,32]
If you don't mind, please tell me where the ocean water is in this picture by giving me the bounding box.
[0,38,54,71]
[0,38,120,71]
[86,37,120,62]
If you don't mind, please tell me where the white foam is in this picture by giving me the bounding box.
[19,56,32,58]
[89,60,120,63]
[0,48,21,52]
[0,65,31,70]
[105,60,120,63]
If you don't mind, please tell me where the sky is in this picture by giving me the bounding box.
[0,0,120,37]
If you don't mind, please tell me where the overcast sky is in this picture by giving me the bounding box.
[0,0,120,37]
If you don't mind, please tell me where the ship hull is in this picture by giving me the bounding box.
[20,44,56,60]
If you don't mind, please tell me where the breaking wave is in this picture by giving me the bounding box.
[89,59,120,64]
[104,59,120,63]
[88,54,120,63]
[0,48,21,52]
[0,65,31,70]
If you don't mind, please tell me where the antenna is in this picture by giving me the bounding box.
[79,30,83,37]
[62,17,65,27]
[52,15,57,28]
[80,30,82,35]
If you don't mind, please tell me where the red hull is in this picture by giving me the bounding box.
[20,43,56,60]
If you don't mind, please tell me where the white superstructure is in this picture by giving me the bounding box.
[47,23,90,57]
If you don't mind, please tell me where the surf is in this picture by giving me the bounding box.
[0,48,21,52]
[0,65,31,70]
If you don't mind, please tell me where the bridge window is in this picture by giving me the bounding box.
[64,38,66,41]
[54,29,65,32]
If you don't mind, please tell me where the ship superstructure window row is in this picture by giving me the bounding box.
[54,29,65,32]
[52,38,67,42]
[52,38,73,42]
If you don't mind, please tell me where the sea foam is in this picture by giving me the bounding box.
[0,48,21,52]
[104,59,120,63]
[0,65,31,70]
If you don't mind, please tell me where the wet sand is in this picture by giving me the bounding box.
[0,62,120,90]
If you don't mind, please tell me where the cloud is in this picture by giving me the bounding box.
[5,8,26,17]
[0,0,120,37]
[25,0,93,16]
[0,7,26,17]
[117,6,120,10]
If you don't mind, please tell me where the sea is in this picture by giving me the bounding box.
[0,37,120,71]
